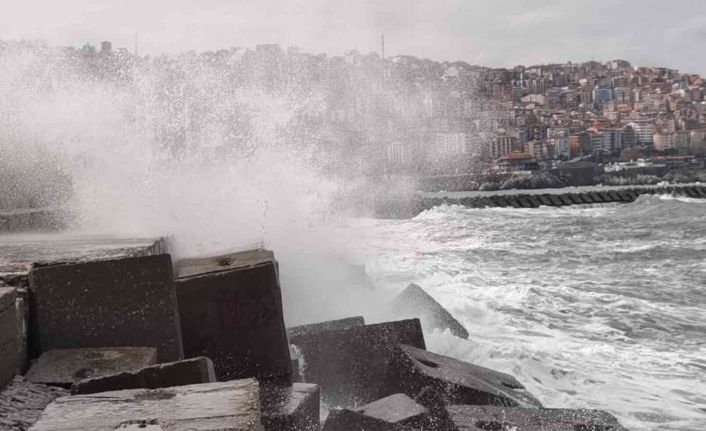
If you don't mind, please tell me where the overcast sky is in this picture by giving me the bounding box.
[1,0,705,74]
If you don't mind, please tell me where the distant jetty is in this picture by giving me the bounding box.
[374,184,706,218]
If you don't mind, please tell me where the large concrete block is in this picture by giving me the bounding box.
[30,379,263,431]
[0,286,18,389]
[447,404,627,431]
[390,284,468,339]
[28,254,183,362]
[322,409,413,431]
[26,347,158,388]
[356,393,432,429]
[176,249,291,381]
[384,344,542,408]
[71,356,216,395]
[287,316,365,339]
[289,319,425,406]
[0,234,168,288]
[260,382,320,431]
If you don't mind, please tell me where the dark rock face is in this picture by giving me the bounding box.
[26,347,158,388]
[322,409,414,431]
[447,404,627,431]
[0,376,68,430]
[0,286,18,390]
[289,319,425,406]
[384,344,542,409]
[30,379,263,431]
[71,356,216,395]
[260,382,320,431]
[355,393,432,429]
[390,284,469,339]
[176,249,291,381]
[28,254,183,362]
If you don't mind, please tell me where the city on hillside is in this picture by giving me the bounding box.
[2,39,706,192]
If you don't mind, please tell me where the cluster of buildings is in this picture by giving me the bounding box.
[2,39,705,182]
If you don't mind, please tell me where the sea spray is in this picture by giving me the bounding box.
[0,41,388,325]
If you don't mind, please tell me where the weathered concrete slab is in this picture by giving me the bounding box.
[289,318,425,406]
[322,408,413,431]
[28,254,183,362]
[384,344,542,408]
[176,249,290,381]
[0,234,168,288]
[71,356,215,395]
[356,393,431,429]
[26,347,158,388]
[0,286,18,390]
[390,284,468,339]
[30,379,263,431]
[287,316,365,339]
[0,376,69,430]
[260,382,320,431]
[446,404,627,431]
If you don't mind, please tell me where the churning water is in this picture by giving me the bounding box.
[332,195,706,431]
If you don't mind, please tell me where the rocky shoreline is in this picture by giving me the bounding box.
[0,235,628,430]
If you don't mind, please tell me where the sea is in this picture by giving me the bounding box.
[330,193,706,431]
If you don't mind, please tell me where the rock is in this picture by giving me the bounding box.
[289,319,425,406]
[383,344,542,408]
[355,393,432,429]
[322,408,414,431]
[260,382,320,431]
[26,347,158,388]
[71,356,216,395]
[390,284,469,339]
[0,286,18,389]
[446,404,627,431]
[28,254,183,362]
[30,379,263,431]
[175,249,291,381]
[0,376,68,430]
[287,316,365,339]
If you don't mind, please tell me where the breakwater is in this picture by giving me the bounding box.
[375,184,706,218]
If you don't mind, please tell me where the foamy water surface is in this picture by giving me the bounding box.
[332,195,706,431]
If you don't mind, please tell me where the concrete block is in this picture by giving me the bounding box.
[579,193,594,204]
[695,186,706,197]
[516,197,533,208]
[491,196,509,207]
[538,195,554,206]
[384,344,542,408]
[0,235,168,289]
[447,404,627,431]
[526,195,541,208]
[390,283,468,339]
[589,191,605,203]
[289,319,425,406]
[549,195,564,206]
[0,286,18,390]
[287,316,365,339]
[607,190,623,202]
[26,347,158,388]
[260,382,320,431]
[322,408,413,431]
[71,356,216,395]
[28,254,182,362]
[598,191,613,202]
[507,197,521,208]
[30,379,263,431]
[176,249,291,381]
[558,194,573,206]
[685,187,699,198]
[356,393,432,429]
[568,194,583,205]
[617,190,635,202]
